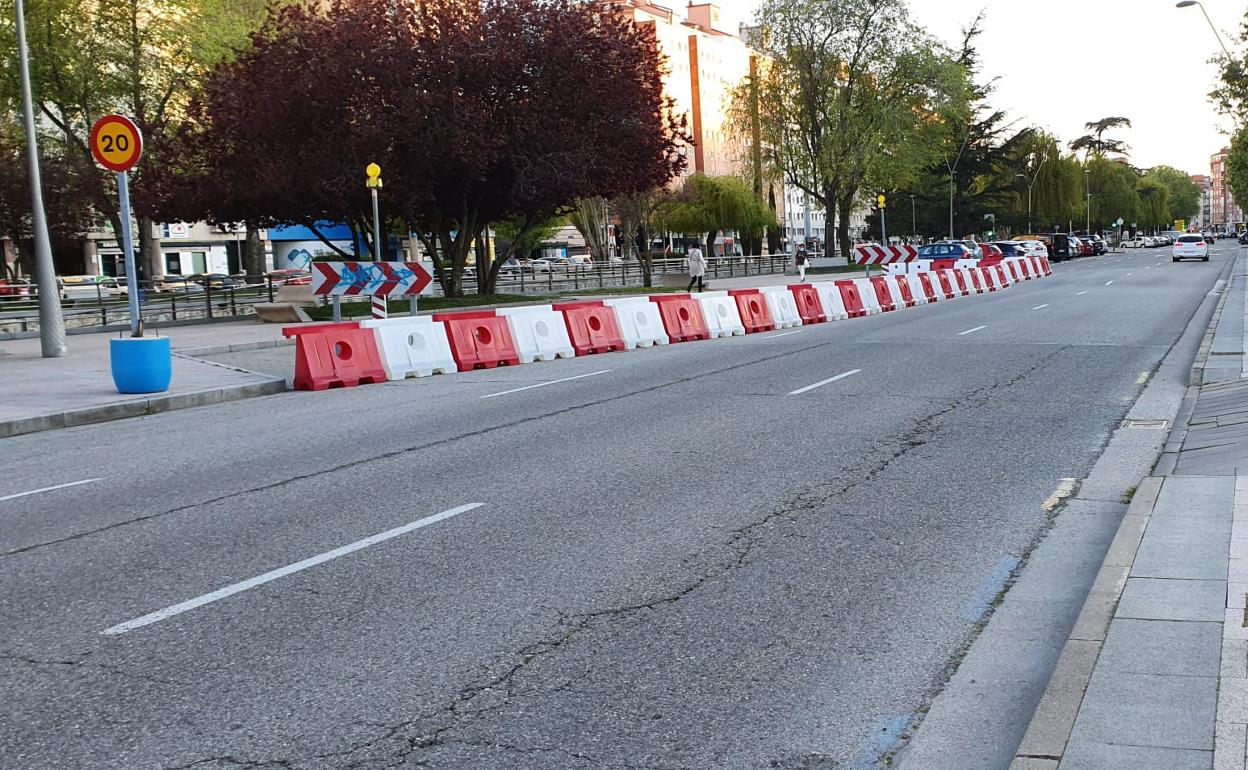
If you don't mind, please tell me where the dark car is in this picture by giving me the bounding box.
[1081,235,1107,255]
[1031,233,1076,261]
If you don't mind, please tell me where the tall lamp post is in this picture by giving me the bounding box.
[1016,154,1047,234]
[1176,1,1233,58]
[909,194,916,242]
[1084,169,1092,235]
[14,0,66,357]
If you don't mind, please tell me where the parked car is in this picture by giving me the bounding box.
[157,276,205,292]
[192,273,245,289]
[1010,239,1049,258]
[977,242,1005,264]
[0,278,32,300]
[915,242,975,260]
[990,241,1029,259]
[1172,234,1210,262]
[267,268,312,286]
[1080,235,1107,255]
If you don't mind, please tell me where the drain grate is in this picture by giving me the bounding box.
[1122,419,1169,430]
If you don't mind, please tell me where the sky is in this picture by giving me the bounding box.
[722,0,1244,177]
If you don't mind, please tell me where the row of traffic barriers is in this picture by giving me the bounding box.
[280,256,1052,390]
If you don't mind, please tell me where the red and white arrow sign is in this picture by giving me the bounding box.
[853,244,919,265]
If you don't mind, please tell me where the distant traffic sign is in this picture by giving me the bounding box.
[89,115,143,172]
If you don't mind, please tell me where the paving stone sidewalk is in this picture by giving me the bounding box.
[0,321,289,439]
[1013,253,1248,769]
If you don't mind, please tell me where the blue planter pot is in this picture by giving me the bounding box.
[110,336,172,394]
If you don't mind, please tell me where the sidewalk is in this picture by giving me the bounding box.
[1013,252,1248,768]
[0,321,288,439]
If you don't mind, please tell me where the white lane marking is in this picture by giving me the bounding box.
[0,478,102,503]
[1076,291,1088,295]
[1126,272,1133,276]
[1032,304,1049,310]
[957,325,987,336]
[1145,266,1151,269]
[1105,280,1114,286]
[103,503,486,635]
[1136,371,1150,385]
[789,369,861,396]
[765,330,805,339]
[480,370,611,399]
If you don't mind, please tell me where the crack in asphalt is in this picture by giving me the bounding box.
[171,345,1070,769]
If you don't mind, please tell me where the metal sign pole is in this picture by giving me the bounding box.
[117,170,142,337]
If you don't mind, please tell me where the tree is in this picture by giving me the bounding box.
[158,0,687,297]
[1149,165,1201,223]
[1136,172,1172,230]
[1069,117,1132,161]
[1227,127,1248,216]
[658,174,775,257]
[1,0,268,279]
[745,0,968,260]
[611,188,669,287]
[1086,156,1138,232]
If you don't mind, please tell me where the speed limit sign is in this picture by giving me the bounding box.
[89,115,143,172]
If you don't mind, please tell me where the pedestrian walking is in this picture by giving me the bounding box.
[795,246,808,282]
[686,245,706,292]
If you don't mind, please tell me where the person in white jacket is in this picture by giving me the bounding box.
[686,246,707,292]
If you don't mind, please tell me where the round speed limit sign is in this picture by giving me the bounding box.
[90,115,143,172]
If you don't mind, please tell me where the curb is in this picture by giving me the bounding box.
[1190,256,1239,386]
[0,377,287,440]
[176,338,294,357]
[1009,477,1164,768]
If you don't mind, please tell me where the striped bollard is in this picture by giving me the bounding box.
[371,294,387,320]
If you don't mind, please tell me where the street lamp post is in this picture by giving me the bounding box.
[909,194,916,242]
[14,0,66,357]
[1016,154,1047,234]
[1176,1,1233,59]
[1085,169,1092,235]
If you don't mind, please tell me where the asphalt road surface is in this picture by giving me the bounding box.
[0,244,1234,769]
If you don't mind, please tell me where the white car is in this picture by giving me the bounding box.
[1172,234,1210,262]
[1122,236,1146,248]
[1014,239,1048,258]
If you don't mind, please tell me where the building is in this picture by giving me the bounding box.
[1190,174,1212,231]
[610,1,786,253]
[1210,148,1243,231]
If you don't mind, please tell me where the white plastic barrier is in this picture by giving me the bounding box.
[852,278,883,315]
[695,291,746,337]
[760,286,802,328]
[603,297,669,349]
[903,274,929,305]
[497,305,576,363]
[811,282,849,321]
[361,316,456,380]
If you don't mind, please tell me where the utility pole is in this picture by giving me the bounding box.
[14,0,66,357]
[1085,169,1092,235]
[910,195,916,242]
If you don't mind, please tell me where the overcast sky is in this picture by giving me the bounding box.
[722,0,1243,177]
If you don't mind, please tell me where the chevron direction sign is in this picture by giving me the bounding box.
[853,244,919,265]
[312,261,433,297]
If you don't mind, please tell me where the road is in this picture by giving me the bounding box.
[0,244,1233,769]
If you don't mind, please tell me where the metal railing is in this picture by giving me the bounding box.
[0,255,792,337]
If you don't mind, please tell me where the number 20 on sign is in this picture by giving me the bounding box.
[89,115,143,173]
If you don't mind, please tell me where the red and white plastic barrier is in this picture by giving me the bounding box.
[604,297,670,349]
[696,291,747,338]
[361,316,457,379]
[760,286,802,328]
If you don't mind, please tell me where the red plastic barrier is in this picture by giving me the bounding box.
[835,280,867,318]
[917,273,939,303]
[994,265,1009,287]
[1040,256,1052,275]
[978,267,998,292]
[932,258,957,271]
[892,275,916,307]
[1006,261,1021,282]
[933,270,956,299]
[432,310,521,370]
[950,269,970,296]
[788,283,828,324]
[727,289,776,333]
[868,276,897,312]
[1030,256,1047,276]
[649,294,711,342]
[283,322,386,391]
[1018,259,1033,279]
[552,300,625,355]
[966,269,985,294]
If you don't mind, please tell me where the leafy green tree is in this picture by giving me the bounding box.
[659,174,775,257]
[743,0,968,259]
[1086,157,1138,232]
[0,0,269,277]
[1226,128,1248,217]
[1136,173,1172,230]
[1149,165,1201,223]
[1069,117,1131,161]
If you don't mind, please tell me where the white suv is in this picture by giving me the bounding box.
[1172,234,1209,262]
